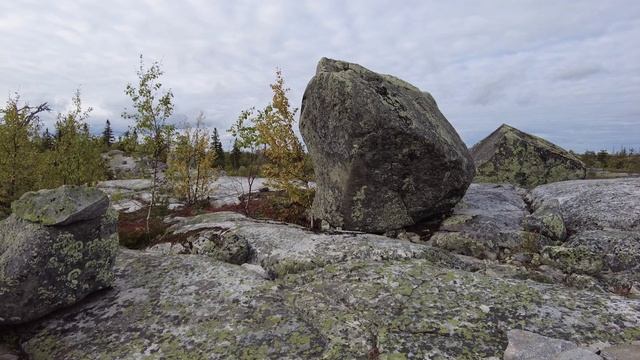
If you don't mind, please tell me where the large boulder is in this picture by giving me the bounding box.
[471,124,586,188]
[299,58,475,233]
[0,186,118,325]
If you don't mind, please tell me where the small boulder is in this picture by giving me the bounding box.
[523,199,567,241]
[191,231,251,265]
[11,185,109,226]
[0,186,118,325]
[541,246,604,276]
[471,124,586,188]
[149,228,251,265]
[299,57,475,233]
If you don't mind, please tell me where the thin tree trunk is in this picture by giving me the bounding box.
[146,156,158,238]
[245,177,253,216]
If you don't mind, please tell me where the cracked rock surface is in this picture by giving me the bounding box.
[152,211,468,279]
[6,178,640,358]
[16,249,640,359]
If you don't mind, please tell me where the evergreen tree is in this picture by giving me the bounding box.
[597,150,609,167]
[210,128,225,168]
[230,139,241,170]
[102,119,114,148]
[41,128,54,151]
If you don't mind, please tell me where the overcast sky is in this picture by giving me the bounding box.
[1,0,639,152]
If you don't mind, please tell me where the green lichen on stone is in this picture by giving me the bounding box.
[11,185,108,225]
[382,353,408,360]
[0,196,118,325]
[440,214,474,227]
[542,246,604,275]
[431,232,487,258]
[471,124,586,188]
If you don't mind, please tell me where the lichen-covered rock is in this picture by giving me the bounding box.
[192,232,250,265]
[0,191,118,324]
[164,212,467,278]
[471,124,586,188]
[18,250,640,359]
[528,178,640,232]
[565,230,640,273]
[431,184,550,260]
[102,149,145,178]
[554,348,602,360]
[299,57,475,233]
[523,199,567,241]
[541,246,604,276]
[149,228,251,265]
[146,241,191,255]
[11,185,109,226]
[503,330,603,360]
[280,260,639,358]
[529,178,640,283]
[20,250,328,360]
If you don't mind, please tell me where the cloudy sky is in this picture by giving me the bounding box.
[1,0,639,152]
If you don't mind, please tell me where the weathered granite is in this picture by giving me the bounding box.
[471,124,586,188]
[17,250,640,359]
[0,186,118,325]
[299,57,474,233]
[431,183,550,260]
[164,211,467,278]
[527,178,640,232]
[11,186,109,226]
